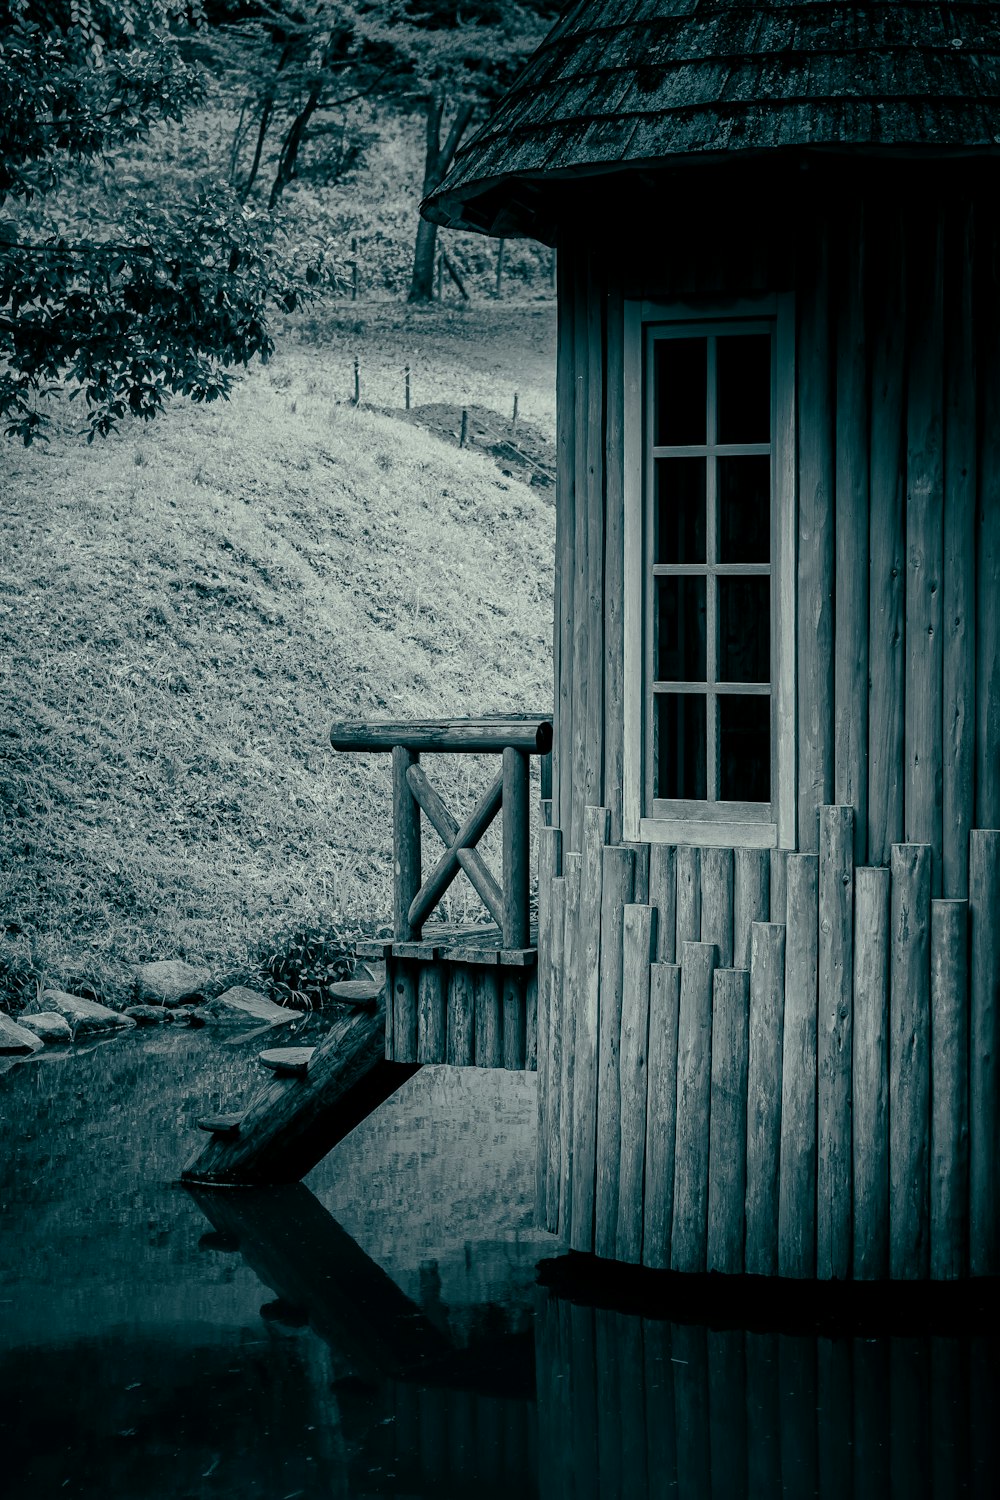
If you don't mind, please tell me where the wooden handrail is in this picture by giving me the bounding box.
[330,715,553,755]
[332,716,548,946]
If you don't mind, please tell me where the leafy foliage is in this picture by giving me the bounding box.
[251,922,359,1010]
[0,0,335,442]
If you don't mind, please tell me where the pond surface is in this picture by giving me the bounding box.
[1,1026,997,1497]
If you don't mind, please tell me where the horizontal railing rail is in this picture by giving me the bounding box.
[331,715,553,948]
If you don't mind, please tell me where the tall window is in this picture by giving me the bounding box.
[624,300,794,848]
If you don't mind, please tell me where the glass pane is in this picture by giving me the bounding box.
[655,458,706,563]
[655,693,707,800]
[716,333,771,444]
[720,694,771,801]
[719,577,770,682]
[655,337,707,446]
[719,454,770,563]
[656,576,707,682]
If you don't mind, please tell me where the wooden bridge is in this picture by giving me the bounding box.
[183,716,551,1187]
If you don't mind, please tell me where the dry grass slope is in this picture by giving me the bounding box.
[0,309,555,1009]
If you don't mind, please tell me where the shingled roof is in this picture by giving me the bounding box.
[423,0,1000,234]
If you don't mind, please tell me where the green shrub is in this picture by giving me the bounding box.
[251,923,359,1011]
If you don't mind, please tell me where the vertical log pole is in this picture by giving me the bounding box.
[595,845,636,1257]
[643,963,681,1270]
[617,904,657,1263]
[392,963,417,1062]
[778,853,819,1278]
[554,239,576,838]
[769,848,788,924]
[545,876,567,1232]
[671,940,718,1273]
[571,252,591,853]
[571,805,609,1252]
[584,253,606,828]
[942,203,976,898]
[535,825,562,1224]
[392,746,421,942]
[447,968,475,1067]
[676,844,702,952]
[852,866,890,1280]
[796,214,835,850]
[417,967,446,1063]
[605,269,626,842]
[735,847,770,972]
[817,804,854,1281]
[904,213,945,891]
[867,206,906,866]
[649,843,677,962]
[969,829,1000,1274]
[559,853,582,1236]
[502,747,530,949]
[700,846,735,969]
[707,966,750,1275]
[474,969,502,1069]
[745,922,786,1277]
[889,842,932,1279]
[502,973,526,1070]
[930,898,969,1279]
[834,202,870,863]
[976,228,1000,830]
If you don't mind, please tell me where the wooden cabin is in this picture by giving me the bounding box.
[417,0,1000,1281]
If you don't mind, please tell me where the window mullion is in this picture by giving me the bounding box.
[706,337,719,802]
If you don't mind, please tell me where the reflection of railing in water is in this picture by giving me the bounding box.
[330,716,553,947]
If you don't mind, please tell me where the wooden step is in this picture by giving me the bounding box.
[259,1046,315,1076]
[326,978,382,1009]
[198,1113,243,1137]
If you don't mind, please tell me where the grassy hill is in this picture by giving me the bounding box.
[0,303,556,1012]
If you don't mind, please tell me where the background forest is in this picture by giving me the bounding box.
[0,0,558,1013]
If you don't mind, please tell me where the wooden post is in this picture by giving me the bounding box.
[559,853,582,1236]
[584,253,605,829]
[942,204,976,898]
[595,845,636,1257]
[571,805,609,1252]
[512,389,519,435]
[502,746,530,949]
[745,922,786,1277]
[353,355,360,406]
[545,875,567,1231]
[525,971,538,1071]
[671,940,718,1273]
[778,853,819,1278]
[392,963,417,1063]
[905,215,945,891]
[889,842,932,1279]
[459,408,469,448]
[867,206,906,866]
[554,243,576,838]
[707,966,750,1275]
[604,266,626,843]
[416,967,445,1063]
[404,364,411,411]
[392,746,421,942]
[969,829,1000,1274]
[474,968,502,1069]
[852,865,890,1280]
[649,843,677,962]
[643,963,681,1269]
[351,256,359,302]
[700,846,734,969]
[436,252,443,300]
[676,844,702,952]
[977,235,1000,829]
[502,972,525,1070]
[796,226,835,851]
[446,968,474,1067]
[535,825,562,1223]
[817,804,854,1281]
[734,847,770,972]
[930,898,969,1279]
[616,904,657,1263]
[769,847,788,924]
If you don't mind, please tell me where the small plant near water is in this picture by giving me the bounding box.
[251,924,357,1011]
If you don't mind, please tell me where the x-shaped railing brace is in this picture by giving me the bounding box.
[405,762,505,930]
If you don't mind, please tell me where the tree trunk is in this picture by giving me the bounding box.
[408,95,474,304]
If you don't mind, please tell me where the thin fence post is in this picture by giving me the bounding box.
[352,356,360,406]
[460,409,469,448]
[391,745,421,942]
[512,390,519,436]
[405,365,411,410]
[351,237,358,301]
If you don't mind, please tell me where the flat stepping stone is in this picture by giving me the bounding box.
[16,1011,72,1044]
[259,1046,315,1075]
[326,979,382,1009]
[201,987,302,1026]
[28,990,135,1038]
[197,1113,243,1136]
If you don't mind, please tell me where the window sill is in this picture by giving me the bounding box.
[638,817,778,849]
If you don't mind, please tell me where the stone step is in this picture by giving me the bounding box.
[197,1113,243,1136]
[258,1046,315,1076]
[326,978,382,1009]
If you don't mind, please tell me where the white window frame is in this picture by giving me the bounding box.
[622,294,796,850]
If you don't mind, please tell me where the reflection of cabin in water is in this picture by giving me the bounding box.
[189,1,1000,1284]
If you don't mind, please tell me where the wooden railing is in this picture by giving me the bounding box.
[329,716,553,949]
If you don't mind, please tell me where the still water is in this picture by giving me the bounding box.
[1,1026,997,1497]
